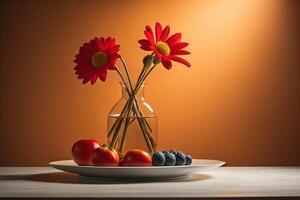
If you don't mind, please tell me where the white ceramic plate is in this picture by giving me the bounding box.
[49,159,225,180]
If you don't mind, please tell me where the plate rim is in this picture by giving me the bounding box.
[49,159,225,169]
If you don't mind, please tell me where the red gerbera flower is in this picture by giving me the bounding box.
[138,22,191,69]
[74,37,120,84]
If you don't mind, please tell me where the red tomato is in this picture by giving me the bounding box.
[123,149,152,166]
[92,145,119,166]
[119,158,124,166]
[71,139,100,166]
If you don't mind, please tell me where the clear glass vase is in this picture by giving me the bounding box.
[107,81,157,156]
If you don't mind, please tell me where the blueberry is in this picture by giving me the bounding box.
[175,152,186,165]
[152,152,165,166]
[162,150,169,154]
[164,152,176,166]
[169,149,178,156]
[185,155,192,165]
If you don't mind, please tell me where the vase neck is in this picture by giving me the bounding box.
[120,81,145,100]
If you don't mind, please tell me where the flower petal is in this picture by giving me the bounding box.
[107,44,120,53]
[161,57,172,69]
[155,22,163,42]
[76,66,92,78]
[138,39,151,46]
[160,25,170,42]
[138,39,152,50]
[109,38,116,48]
[90,71,100,84]
[107,54,118,70]
[99,70,107,81]
[171,49,191,55]
[166,33,181,45]
[145,25,154,36]
[140,45,152,51]
[77,71,89,79]
[82,70,94,84]
[170,56,191,67]
[97,37,106,51]
[171,42,189,50]
[108,53,120,60]
[107,64,116,70]
[144,30,155,44]
[104,37,112,49]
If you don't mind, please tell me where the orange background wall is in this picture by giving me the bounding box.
[1,0,299,166]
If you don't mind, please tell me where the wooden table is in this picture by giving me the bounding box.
[0,167,299,199]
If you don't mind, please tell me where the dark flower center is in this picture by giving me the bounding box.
[91,51,108,67]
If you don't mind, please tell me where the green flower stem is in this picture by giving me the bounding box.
[116,57,137,153]
[136,64,157,91]
[137,53,155,84]
[129,63,157,129]
[114,67,154,153]
[136,115,154,153]
[110,68,133,148]
[119,58,158,152]
[120,56,156,137]
[109,96,133,149]
[120,57,134,94]
[118,101,133,153]
[119,57,153,152]
[129,97,155,152]
[110,115,124,148]
[133,64,158,149]
[127,55,154,116]
[109,55,157,153]
[128,117,136,125]
[107,98,130,138]
[107,55,144,140]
